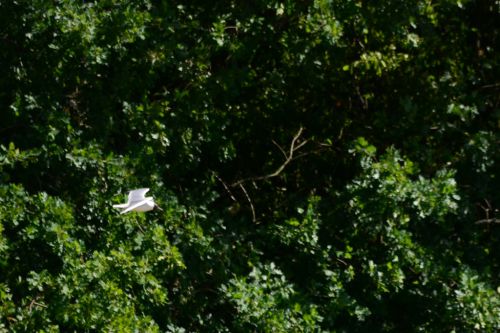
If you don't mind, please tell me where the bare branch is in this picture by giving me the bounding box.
[272,139,287,159]
[475,218,500,225]
[28,297,47,313]
[214,173,237,202]
[265,141,308,179]
[135,220,145,233]
[226,127,310,222]
[231,127,307,187]
[478,82,500,90]
[291,146,327,162]
[356,86,368,110]
[239,184,256,223]
[288,126,304,157]
[336,257,348,266]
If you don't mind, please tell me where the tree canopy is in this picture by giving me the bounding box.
[1,0,500,331]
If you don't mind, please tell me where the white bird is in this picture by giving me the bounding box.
[113,188,161,214]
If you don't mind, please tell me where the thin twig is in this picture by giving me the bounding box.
[135,220,145,233]
[272,139,288,159]
[356,86,368,110]
[266,140,308,178]
[291,144,332,162]
[239,184,256,223]
[478,82,500,89]
[336,257,348,266]
[475,218,500,225]
[214,173,237,202]
[231,127,307,187]
[29,297,47,313]
[226,127,308,223]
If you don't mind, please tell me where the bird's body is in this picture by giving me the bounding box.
[113,188,160,214]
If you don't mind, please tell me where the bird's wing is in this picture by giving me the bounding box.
[128,188,150,203]
[113,203,129,209]
[120,199,149,214]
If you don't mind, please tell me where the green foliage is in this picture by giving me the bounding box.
[1,0,500,331]
[222,262,322,332]
[446,269,500,332]
[0,184,185,332]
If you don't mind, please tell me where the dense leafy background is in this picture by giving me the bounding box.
[1,0,500,331]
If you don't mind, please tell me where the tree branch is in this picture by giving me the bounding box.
[272,139,288,159]
[239,184,256,223]
[231,127,307,187]
[223,127,309,222]
[28,296,47,313]
[475,218,500,225]
[478,82,500,90]
[214,172,237,202]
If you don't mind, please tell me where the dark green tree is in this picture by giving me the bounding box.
[1,0,500,331]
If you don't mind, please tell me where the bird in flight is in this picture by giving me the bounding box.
[113,188,162,214]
